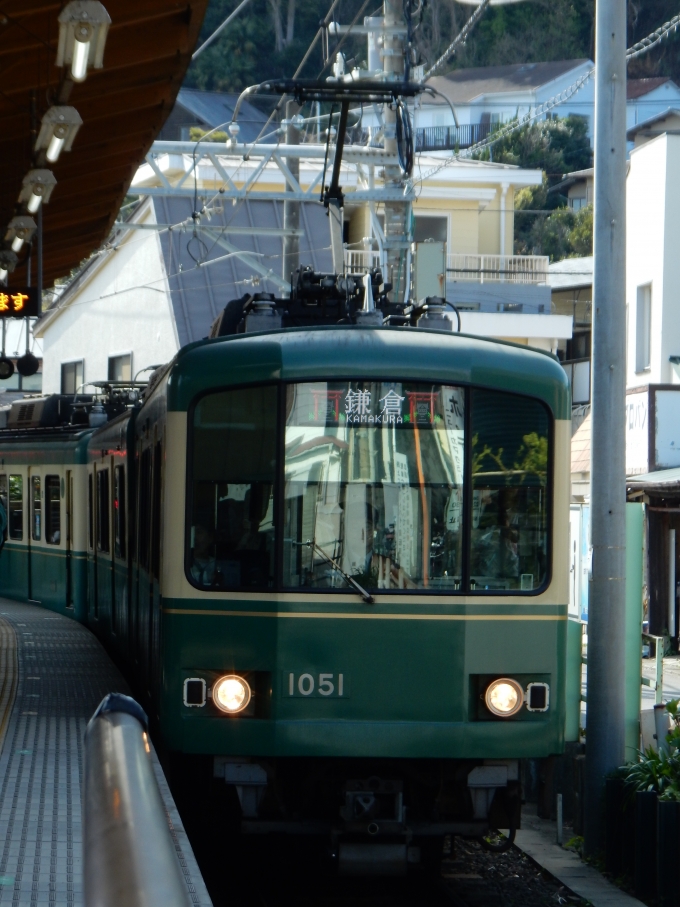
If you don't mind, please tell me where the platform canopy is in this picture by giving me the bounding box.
[0,0,209,289]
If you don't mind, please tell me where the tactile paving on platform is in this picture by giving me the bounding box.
[0,599,212,907]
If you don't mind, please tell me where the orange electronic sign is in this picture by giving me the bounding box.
[0,288,39,318]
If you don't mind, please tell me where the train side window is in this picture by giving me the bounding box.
[138,449,151,569]
[97,469,110,553]
[0,474,7,541]
[45,476,61,545]
[8,475,23,540]
[88,474,94,549]
[469,389,551,592]
[31,476,41,541]
[151,442,162,579]
[114,466,126,560]
[188,385,277,590]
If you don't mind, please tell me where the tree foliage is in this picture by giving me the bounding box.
[475,115,592,260]
[185,0,680,95]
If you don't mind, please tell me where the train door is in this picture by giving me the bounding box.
[113,463,127,639]
[27,467,41,602]
[87,469,95,617]
[95,464,112,625]
[65,471,74,609]
[135,445,152,674]
[149,435,163,699]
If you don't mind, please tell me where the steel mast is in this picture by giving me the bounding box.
[584,0,628,855]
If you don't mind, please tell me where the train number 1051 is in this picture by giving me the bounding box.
[284,672,347,698]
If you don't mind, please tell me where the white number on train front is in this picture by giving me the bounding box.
[285,672,346,697]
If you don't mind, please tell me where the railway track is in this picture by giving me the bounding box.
[183,826,588,907]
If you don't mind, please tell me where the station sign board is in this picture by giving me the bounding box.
[0,288,39,318]
[626,384,680,475]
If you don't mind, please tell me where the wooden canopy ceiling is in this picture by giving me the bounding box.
[0,0,209,288]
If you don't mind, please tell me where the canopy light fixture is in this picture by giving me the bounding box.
[36,107,83,162]
[19,170,57,214]
[5,217,37,254]
[0,250,18,284]
[56,1,111,83]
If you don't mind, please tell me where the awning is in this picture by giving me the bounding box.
[0,0,209,289]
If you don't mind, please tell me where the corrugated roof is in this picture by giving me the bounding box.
[571,412,591,475]
[549,256,593,290]
[153,197,333,346]
[175,89,273,144]
[427,60,591,104]
[627,466,680,489]
[627,77,673,99]
[627,107,680,139]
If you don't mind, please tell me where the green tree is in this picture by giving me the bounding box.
[477,116,592,259]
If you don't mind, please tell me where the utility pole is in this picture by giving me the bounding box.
[282,99,301,293]
[382,0,409,301]
[584,0,627,856]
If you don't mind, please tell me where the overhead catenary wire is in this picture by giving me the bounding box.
[424,0,492,79]
[191,0,255,60]
[413,6,680,187]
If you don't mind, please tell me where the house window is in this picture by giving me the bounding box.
[108,354,132,382]
[414,216,448,244]
[636,284,652,373]
[61,360,84,394]
[569,197,587,211]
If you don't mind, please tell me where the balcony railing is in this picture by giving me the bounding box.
[344,251,549,286]
[344,249,383,272]
[447,254,549,285]
[415,124,494,152]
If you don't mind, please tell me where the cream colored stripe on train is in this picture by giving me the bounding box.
[163,608,566,621]
[0,618,17,754]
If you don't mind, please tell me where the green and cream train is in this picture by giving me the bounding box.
[0,313,574,870]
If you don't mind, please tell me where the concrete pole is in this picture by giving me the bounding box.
[382,0,409,301]
[584,0,627,856]
[282,100,301,295]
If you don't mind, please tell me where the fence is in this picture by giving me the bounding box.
[447,253,549,285]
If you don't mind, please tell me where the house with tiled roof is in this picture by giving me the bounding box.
[395,60,680,151]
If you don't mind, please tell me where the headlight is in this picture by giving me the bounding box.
[213,675,251,714]
[484,678,524,717]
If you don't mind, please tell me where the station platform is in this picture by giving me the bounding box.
[0,598,212,907]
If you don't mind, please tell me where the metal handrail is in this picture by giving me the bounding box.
[83,694,191,907]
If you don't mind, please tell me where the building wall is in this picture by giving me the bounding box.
[37,205,179,394]
[414,70,680,145]
[626,134,680,389]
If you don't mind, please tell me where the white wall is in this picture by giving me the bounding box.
[414,70,680,149]
[36,203,179,394]
[626,134,680,389]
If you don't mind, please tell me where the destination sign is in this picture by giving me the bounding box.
[0,288,39,318]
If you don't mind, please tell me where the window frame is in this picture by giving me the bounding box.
[185,382,280,592]
[114,465,126,561]
[108,352,133,383]
[0,474,7,542]
[96,468,110,554]
[185,380,554,597]
[44,475,61,546]
[31,475,41,541]
[60,359,84,395]
[636,284,652,374]
[8,474,23,541]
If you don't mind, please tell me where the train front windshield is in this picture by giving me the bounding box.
[188,381,550,594]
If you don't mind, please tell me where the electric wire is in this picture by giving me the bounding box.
[191,0,255,60]
[413,7,680,186]
[424,0,491,79]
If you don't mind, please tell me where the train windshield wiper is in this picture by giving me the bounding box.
[303,539,375,604]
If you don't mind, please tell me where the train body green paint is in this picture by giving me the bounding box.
[0,326,571,845]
